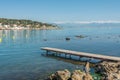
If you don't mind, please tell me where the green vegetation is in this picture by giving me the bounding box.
[0,18,58,29]
[91,73,102,80]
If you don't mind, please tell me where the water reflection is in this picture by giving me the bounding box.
[0,38,2,43]
[43,54,95,66]
[0,30,48,44]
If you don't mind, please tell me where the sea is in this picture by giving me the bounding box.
[0,23,120,80]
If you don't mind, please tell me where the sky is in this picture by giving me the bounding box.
[0,0,120,23]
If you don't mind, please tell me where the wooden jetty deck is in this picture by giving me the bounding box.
[41,47,120,62]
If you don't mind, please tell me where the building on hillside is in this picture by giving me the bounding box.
[4,25,10,29]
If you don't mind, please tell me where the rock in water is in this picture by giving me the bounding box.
[71,70,93,80]
[71,70,85,80]
[48,69,71,80]
[47,62,93,80]
[65,37,70,41]
[83,62,93,80]
[55,69,71,80]
[48,74,56,80]
[95,61,120,80]
[75,35,86,38]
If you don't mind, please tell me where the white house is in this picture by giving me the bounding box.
[4,25,9,28]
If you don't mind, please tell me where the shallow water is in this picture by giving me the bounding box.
[0,25,120,80]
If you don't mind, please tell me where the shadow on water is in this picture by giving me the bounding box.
[41,53,95,67]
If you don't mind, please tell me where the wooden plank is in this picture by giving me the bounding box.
[41,47,120,61]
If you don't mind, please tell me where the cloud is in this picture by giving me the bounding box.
[54,20,120,24]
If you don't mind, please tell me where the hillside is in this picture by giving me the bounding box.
[0,18,58,30]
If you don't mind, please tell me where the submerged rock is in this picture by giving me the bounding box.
[75,35,87,38]
[43,39,47,41]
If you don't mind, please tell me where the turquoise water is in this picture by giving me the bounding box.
[0,26,120,80]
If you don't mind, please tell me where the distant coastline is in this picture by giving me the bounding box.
[0,18,59,30]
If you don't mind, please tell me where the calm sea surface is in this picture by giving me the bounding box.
[0,25,120,80]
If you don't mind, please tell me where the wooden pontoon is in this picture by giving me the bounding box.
[41,47,120,62]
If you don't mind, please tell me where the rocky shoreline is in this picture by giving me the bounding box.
[0,18,59,30]
[95,61,120,80]
[46,61,120,80]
